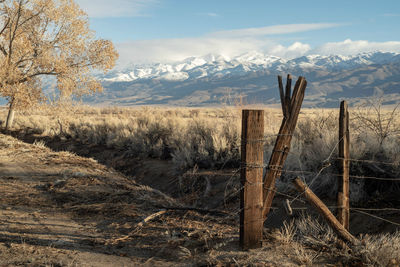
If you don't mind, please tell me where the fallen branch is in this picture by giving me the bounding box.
[292,177,358,245]
[110,210,167,244]
[136,210,167,228]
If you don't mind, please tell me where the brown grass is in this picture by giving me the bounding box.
[1,102,399,202]
[0,103,399,265]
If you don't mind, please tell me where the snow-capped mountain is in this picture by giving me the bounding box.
[103,51,400,82]
[86,51,400,107]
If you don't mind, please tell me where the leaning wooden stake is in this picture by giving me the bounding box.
[240,110,264,250]
[263,76,307,220]
[338,100,350,230]
[292,178,358,245]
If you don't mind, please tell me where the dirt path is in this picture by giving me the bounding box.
[0,133,199,266]
[0,206,139,266]
[0,133,251,266]
[0,135,151,266]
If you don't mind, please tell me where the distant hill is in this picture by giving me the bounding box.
[80,51,400,107]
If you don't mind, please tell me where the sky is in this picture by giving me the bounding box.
[75,0,400,66]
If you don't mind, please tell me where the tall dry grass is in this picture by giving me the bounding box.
[269,214,400,266]
[0,101,399,202]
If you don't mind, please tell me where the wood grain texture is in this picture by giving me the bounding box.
[262,76,307,220]
[338,100,350,230]
[285,74,292,115]
[240,110,264,250]
[278,76,287,117]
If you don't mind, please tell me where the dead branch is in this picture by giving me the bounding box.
[292,177,358,245]
[110,210,167,244]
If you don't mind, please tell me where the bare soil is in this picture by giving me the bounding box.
[0,133,260,266]
[0,132,399,266]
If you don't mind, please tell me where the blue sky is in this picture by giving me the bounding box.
[75,0,400,66]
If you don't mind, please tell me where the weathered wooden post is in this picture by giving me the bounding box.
[263,76,307,220]
[240,109,264,250]
[338,100,350,230]
[292,178,357,245]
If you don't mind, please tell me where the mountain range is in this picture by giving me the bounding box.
[84,51,400,107]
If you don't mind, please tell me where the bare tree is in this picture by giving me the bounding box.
[354,94,400,146]
[0,0,118,129]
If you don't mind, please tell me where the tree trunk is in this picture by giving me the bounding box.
[5,99,15,130]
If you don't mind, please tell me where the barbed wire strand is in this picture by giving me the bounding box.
[189,165,400,181]
[351,209,400,227]
[288,136,342,204]
[245,137,400,167]
[240,164,400,181]
[334,157,400,166]
[350,207,400,212]
[224,180,305,204]
[218,204,400,229]
[191,132,400,228]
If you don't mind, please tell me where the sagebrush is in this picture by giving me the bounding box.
[1,101,399,202]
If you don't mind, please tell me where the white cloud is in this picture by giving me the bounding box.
[117,37,268,65]
[75,0,159,18]
[311,39,400,55]
[210,23,340,38]
[270,42,311,59]
[116,38,315,67]
[198,12,219,17]
[116,23,337,66]
[383,13,400,17]
[207,13,219,17]
[114,25,400,67]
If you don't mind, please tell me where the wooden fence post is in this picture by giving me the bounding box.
[338,100,350,230]
[240,110,264,250]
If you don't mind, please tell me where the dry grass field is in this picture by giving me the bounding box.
[0,102,399,266]
[2,102,399,199]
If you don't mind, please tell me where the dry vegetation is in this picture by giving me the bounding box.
[0,102,399,266]
[2,101,400,200]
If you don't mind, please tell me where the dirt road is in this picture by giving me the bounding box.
[0,134,180,266]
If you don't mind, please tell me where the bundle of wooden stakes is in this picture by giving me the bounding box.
[262,75,307,219]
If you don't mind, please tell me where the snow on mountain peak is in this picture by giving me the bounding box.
[103,51,400,83]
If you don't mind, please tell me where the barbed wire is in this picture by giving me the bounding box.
[287,135,342,204]
[186,130,400,231]
[244,138,400,166]
[347,174,400,181]
[334,157,400,166]
[187,166,400,181]
[194,182,400,229]
[212,202,400,228]
[219,173,400,227]
[351,209,400,227]
[350,207,400,212]
[239,163,400,181]
[223,180,305,205]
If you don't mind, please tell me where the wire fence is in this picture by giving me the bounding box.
[177,125,400,232]
[190,164,400,182]
[216,134,400,229]
[211,179,400,228]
